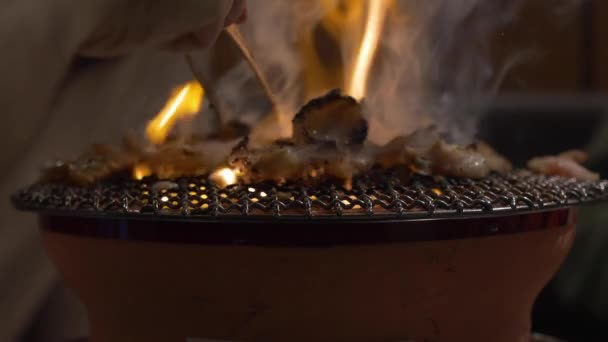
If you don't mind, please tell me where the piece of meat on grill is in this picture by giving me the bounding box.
[374,127,505,179]
[229,141,315,184]
[41,143,136,185]
[292,89,368,147]
[375,126,440,169]
[472,141,513,175]
[229,137,373,185]
[141,140,237,179]
[527,150,600,181]
[319,147,376,188]
[427,141,491,179]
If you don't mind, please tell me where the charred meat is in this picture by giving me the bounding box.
[292,89,368,147]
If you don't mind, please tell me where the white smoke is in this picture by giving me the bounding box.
[207,0,581,145]
[365,0,526,144]
[208,0,325,125]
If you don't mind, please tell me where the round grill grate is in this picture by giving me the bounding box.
[12,172,608,221]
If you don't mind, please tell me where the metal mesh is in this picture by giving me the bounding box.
[12,172,608,220]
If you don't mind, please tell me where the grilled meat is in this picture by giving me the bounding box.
[41,144,135,185]
[375,126,440,169]
[427,141,490,179]
[38,92,599,186]
[472,142,513,175]
[292,89,368,147]
[527,150,599,181]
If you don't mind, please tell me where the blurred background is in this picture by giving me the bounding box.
[478,0,608,340]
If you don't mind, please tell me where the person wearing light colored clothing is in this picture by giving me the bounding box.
[0,1,246,340]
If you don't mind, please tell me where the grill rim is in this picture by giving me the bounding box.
[12,199,593,223]
[38,207,576,245]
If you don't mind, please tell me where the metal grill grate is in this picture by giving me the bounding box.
[12,172,608,220]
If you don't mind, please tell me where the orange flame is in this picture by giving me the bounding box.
[210,167,239,188]
[299,0,365,99]
[347,0,392,100]
[299,0,392,101]
[136,1,394,183]
[133,163,152,181]
[146,81,205,145]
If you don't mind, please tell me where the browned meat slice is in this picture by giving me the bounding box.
[558,150,588,163]
[230,142,316,184]
[473,142,513,175]
[41,144,136,185]
[374,128,495,178]
[42,136,237,184]
[319,147,376,189]
[292,89,368,147]
[375,126,440,169]
[142,140,236,179]
[229,137,374,185]
[428,141,490,179]
[527,150,599,181]
[141,146,210,180]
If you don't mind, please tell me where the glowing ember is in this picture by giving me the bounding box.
[210,167,238,188]
[133,163,152,180]
[432,188,443,196]
[146,81,204,145]
[347,0,392,100]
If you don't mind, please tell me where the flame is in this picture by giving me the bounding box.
[210,167,239,188]
[347,0,392,100]
[146,81,205,145]
[133,163,152,180]
[132,1,395,184]
[299,0,392,101]
[299,0,365,99]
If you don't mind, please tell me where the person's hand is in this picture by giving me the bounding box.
[79,0,247,57]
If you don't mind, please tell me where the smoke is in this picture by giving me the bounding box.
[209,0,581,145]
[365,0,526,144]
[208,0,325,125]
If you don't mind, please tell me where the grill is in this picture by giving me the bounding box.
[22,170,596,342]
[12,171,608,221]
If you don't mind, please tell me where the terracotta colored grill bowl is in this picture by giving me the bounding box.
[12,173,608,342]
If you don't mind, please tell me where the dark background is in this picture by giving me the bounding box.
[481,1,608,340]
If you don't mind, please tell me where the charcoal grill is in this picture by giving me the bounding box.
[12,172,608,342]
